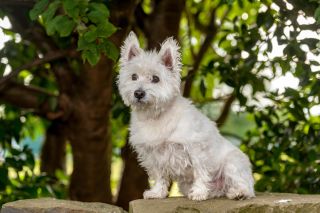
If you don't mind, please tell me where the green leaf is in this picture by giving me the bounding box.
[76,23,87,35]
[82,47,100,65]
[257,12,274,28]
[42,1,60,23]
[97,22,117,38]
[257,13,265,27]
[87,3,110,24]
[89,3,110,18]
[310,60,320,66]
[0,167,9,190]
[45,17,58,35]
[45,15,75,36]
[29,0,49,20]
[62,0,80,19]
[77,36,96,51]
[237,0,244,8]
[88,11,105,24]
[0,9,5,18]
[84,28,98,42]
[0,62,6,73]
[56,16,76,37]
[283,43,297,57]
[222,0,234,5]
[284,88,299,98]
[200,78,206,97]
[315,7,320,23]
[237,93,247,106]
[77,36,89,50]
[102,40,119,62]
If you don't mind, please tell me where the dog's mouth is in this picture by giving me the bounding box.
[133,99,148,105]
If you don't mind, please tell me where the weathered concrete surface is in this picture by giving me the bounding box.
[129,193,320,213]
[1,198,126,213]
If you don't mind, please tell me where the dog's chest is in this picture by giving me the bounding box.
[130,110,181,145]
[135,143,192,178]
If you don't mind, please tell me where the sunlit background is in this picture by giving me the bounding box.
[1,9,319,194]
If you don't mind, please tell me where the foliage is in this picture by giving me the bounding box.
[243,92,320,193]
[0,11,61,206]
[0,0,118,205]
[0,106,67,206]
[30,0,118,64]
[181,0,320,193]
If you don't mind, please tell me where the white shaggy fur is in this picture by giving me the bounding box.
[118,31,255,201]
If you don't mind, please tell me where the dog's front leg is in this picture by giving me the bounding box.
[143,174,169,199]
[188,155,211,201]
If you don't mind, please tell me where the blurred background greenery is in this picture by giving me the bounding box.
[0,0,319,210]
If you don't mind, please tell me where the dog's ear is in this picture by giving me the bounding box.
[120,31,141,63]
[159,37,181,72]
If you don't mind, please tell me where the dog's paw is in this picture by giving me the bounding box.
[226,188,252,200]
[143,190,167,199]
[188,188,209,201]
[209,190,225,199]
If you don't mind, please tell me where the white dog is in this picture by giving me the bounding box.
[118,32,255,201]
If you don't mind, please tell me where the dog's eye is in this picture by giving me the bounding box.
[152,75,160,83]
[132,74,138,81]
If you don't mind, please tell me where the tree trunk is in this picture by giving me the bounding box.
[144,0,185,49]
[116,142,149,210]
[65,0,138,202]
[61,57,112,202]
[40,121,66,175]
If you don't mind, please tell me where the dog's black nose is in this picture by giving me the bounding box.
[134,89,145,100]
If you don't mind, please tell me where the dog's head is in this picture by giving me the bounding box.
[118,31,182,110]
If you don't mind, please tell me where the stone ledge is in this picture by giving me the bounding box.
[129,193,320,213]
[1,198,126,213]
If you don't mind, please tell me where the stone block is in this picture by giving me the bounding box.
[129,193,320,213]
[1,198,126,213]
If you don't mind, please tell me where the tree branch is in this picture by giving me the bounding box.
[273,0,318,19]
[0,81,54,110]
[142,0,185,49]
[134,1,149,34]
[0,81,68,120]
[193,11,209,33]
[0,50,77,90]
[215,94,235,128]
[286,0,318,17]
[183,7,218,97]
[183,6,231,97]
[6,6,59,53]
[185,8,196,60]
[220,131,243,141]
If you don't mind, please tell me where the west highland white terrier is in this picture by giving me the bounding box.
[118,32,255,201]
